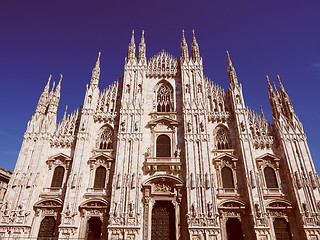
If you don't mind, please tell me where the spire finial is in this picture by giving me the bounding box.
[260,105,265,119]
[96,52,101,68]
[138,30,146,62]
[191,29,200,60]
[227,51,232,67]
[63,105,68,121]
[181,29,189,60]
[90,52,101,85]
[127,30,136,60]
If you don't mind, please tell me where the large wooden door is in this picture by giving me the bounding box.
[226,218,244,240]
[151,201,175,240]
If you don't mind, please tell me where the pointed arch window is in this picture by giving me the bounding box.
[51,166,65,188]
[94,166,107,189]
[221,167,234,189]
[215,127,231,149]
[156,84,173,112]
[264,167,278,188]
[156,134,171,157]
[97,126,113,150]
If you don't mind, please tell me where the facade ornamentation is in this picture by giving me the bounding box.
[0,30,319,240]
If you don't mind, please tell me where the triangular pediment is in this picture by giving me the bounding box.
[147,116,179,127]
[214,152,237,162]
[89,152,114,161]
[256,153,280,161]
[48,153,71,161]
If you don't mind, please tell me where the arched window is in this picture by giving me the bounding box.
[215,126,231,149]
[86,217,102,240]
[264,167,278,188]
[94,166,106,188]
[156,84,173,112]
[37,216,56,239]
[97,126,113,150]
[51,166,65,188]
[156,135,171,157]
[221,167,234,189]
[226,218,244,240]
[273,218,291,240]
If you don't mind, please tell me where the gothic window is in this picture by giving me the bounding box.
[156,134,171,157]
[97,125,113,150]
[86,217,102,240]
[156,84,173,112]
[51,166,65,188]
[94,166,106,189]
[264,167,278,188]
[226,218,244,240]
[215,126,231,149]
[221,167,234,189]
[273,218,292,240]
[37,216,56,239]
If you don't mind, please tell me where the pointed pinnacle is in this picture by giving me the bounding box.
[192,29,196,42]
[95,52,101,68]
[260,105,265,119]
[277,74,284,88]
[141,30,145,43]
[44,74,52,91]
[59,74,63,83]
[63,105,68,120]
[182,29,186,44]
[131,29,135,44]
[226,51,232,66]
[266,74,271,85]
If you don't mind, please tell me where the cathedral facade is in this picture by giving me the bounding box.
[1,30,320,240]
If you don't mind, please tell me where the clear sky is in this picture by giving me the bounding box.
[0,0,319,172]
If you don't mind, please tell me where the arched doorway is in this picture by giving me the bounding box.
[226,218,244,240]
[37,216,56,239]
[273,218,291,240]
[151,201,175,240]
[86,217,102,240]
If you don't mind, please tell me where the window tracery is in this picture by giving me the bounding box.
[97,125,113,150]
[156,84,173,112]
[214,126,231,150]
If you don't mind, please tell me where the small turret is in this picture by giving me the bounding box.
[191,29,200,61]
[127,30,136,60]
[90,52,101,86]
[181,30,189,61]
[138,30,146,62]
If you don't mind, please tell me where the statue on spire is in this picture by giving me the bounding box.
[127,30,136,60]
[90,52,101,86]
[181,30,189,60]
[191,29,200,60]
[138,30,146,62]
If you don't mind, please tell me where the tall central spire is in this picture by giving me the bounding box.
[127,30,136,60]
[181,30,189,60]
[191,29,200,61]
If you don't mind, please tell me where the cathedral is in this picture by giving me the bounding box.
[1,29,320,240]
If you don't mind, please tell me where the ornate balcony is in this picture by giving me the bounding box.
[144,157,181,173]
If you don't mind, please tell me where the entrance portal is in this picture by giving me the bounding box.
[151,201,175,240]
[226,218,244,240]
[273,218,291,240]
[86,217,102,240]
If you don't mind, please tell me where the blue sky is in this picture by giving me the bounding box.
[0,0,319,172]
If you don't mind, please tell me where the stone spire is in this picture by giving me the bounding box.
[90,52,101,86]
[191,29,200,61]
[138,30,146,62]
[227,51,238,87]
[181,30,189,60]
[35,75,51,114]
[127,30,136,60]
[54,74,63,102]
